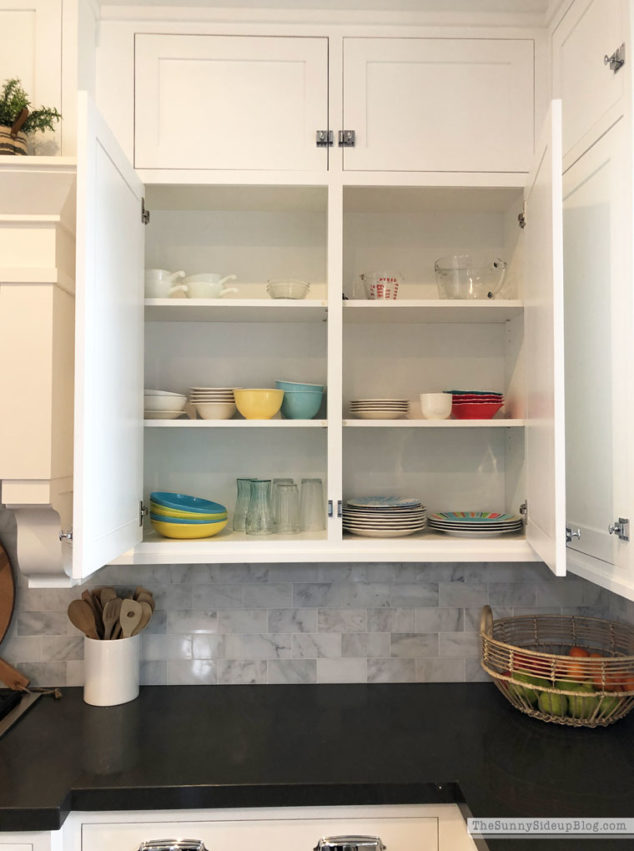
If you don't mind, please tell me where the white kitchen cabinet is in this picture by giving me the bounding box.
[553,0,627,165]
[134,35,329,172]
[342,37,534,173]
[71,804,476,851]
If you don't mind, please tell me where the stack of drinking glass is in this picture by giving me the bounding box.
[233,477,326,535]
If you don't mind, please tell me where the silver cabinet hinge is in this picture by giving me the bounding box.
[141,199,150,225]
[337,499,342,518]
[608,517,629,541]
[316,130,333,147]
[139,500,148,526]
[328,499,333,518]
[59,529,73,543]
[566,527,581,543]
[604,43,625,74]
[519,501,527,523]
[338,130,356,147]
[518,202,526,229]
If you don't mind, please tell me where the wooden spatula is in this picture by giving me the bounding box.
[120,599,143,638]
[102,597,123,640]
[132,600,153,635]
[67,599,99,640]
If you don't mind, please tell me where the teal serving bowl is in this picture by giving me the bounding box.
[150,491,227,514]
[275,379,325,393]
[281,389,324,419]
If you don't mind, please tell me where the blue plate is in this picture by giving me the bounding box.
[347,496,422,508]
[150,492,227,514]
[150,512,227,525]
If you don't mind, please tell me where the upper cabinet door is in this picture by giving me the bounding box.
[342,38,534,173]
[134,35,328,171]
[73,93,144,581]
[553,0,626,161]
[524,101,566,576]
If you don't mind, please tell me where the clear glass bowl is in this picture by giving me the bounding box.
[266,279,310,299]
[434,255,507,300]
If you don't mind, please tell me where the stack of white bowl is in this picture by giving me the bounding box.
[349,398,409,420]
[144,390,188,419]
[189,387,238,420]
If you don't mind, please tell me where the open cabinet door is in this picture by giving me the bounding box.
[73,93,144,581]
[524,100,566,575]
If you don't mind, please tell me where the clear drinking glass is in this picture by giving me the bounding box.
[276,483,300,534]
[245,479,274,536]
[299,478,326,532]
[272,478,294,529]
[233,477,256,532]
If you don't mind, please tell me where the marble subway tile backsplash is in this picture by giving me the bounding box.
[1,555,629,687]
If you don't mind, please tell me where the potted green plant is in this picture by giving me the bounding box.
[0,78,61,155]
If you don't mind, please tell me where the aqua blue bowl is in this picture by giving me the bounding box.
[150,492,227,514]
[280,389,323,419]
[275,379,325,393]
[150,512,227,525]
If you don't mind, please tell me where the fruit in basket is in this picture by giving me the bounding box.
[508,672,548,706]
[555,681,598,720]
[538,690,568,717]
[622,675,634,693]
[556,646,590,681]
[596,694,621,718]
[513,651,551,678]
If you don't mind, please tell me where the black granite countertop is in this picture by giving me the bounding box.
[0,684,632,850]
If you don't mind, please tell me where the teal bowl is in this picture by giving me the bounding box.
[280,389,323,419]
[150,491,227,514]
[275,379,325,393]
[149,512,227,525]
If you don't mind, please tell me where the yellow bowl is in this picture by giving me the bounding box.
[234,388,284,419]
[151,518,229,539]
[150,503,227,521]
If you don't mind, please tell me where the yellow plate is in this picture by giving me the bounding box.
[150,503,227,521]
[151,518,229,539]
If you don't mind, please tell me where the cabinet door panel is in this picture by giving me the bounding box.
[524,101,566,575]
[74,93,144,580]
[135,35,328,171]
[343,38,533,173]
[555,0,625,159]
[563,118,633,591]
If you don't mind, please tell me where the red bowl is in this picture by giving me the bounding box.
[452,401,503,419]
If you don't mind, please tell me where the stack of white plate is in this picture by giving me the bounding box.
[343,496,427,538]
[189,387,238,420]
[349,399,409,420]
[144,389,187,419]
[428,511,523,538]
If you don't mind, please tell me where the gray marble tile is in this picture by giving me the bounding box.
[269,608,317,633]
[388,583,439,608]
[2,635,43,663]
[166,660,217,685]
[143,610,167,634]
[165,635,193,660]
[465,659,491,682]
[463,606,513,632]
[367,608,415,633]
[152,584,193,610]
[45,636,84,662]
[415,658,466,682]
[19,589,75,613]
[17,612,68,636]
[294,583,393,609]
[438,582,488,607]
[243,583,293,608]
[268,659,317,684]
[438,632,480,658]
[414,607,463,633]
[191,585,243,610]
[390,633,438,658]
[317,658,366,683]
[140,660,167,685]
[266,564,321,583]
[487,583,537,606]
[318,609,366,633]
[367,658,415,683]
[217,660,267,684]
[18,662,66,687]
[209,564,269,583]
[292,633,341,658]
[364,564,401,582]
[66,660,84,687]
[192,635,226,659]
[141,634,167,662]
[166,611,218,634]
[225,634,292,660]
[316,564,369,583]
[168,564,210,584]
[218,609,268,634]
[342,633,390,658]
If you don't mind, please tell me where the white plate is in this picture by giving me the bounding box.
[347,496,422,508]
[352,411,408,420]
[144,410,187,419]
[433,528,522,538]
[144,389,186,396]
[344,527,425,538]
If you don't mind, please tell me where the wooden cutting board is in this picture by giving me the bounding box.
[0,542,29,691]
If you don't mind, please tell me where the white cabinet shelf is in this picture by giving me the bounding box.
[145,299,328,323]
[144,419,327,428]
[343,300,523,324]
[343,419,524,428]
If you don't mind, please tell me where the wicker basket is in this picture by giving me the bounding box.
[480,605,634,727]
[0,126,27,155]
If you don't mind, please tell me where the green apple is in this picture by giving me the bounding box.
[538,690,568,717]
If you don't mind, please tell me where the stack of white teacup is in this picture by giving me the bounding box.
[145,269,238,299]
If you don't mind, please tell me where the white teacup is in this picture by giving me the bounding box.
[184,273,238,299]
[420,392,452,419]
[145,269,187,298]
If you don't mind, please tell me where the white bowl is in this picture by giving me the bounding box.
[144,393,187,412]
[266,280,310,299]
[144,410,186,420]
[195,402,237,420]
[420,393,452,419]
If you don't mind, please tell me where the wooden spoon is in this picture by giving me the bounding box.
[82,590,103,639]
[132,600,153,635]
[67,599,99,640]
[120,599,143,638]
[99,587,117,607]
[136,591,155,611]
[102,597,123,640]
